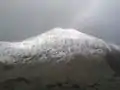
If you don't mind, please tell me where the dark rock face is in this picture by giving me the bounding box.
[106,44,120,76]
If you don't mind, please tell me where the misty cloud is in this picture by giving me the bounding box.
[0,0,119,44]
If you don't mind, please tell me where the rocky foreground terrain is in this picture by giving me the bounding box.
[0,76,120,90]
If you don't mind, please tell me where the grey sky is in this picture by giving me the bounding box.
[0,0,119,44]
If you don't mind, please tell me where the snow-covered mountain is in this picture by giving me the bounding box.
[0,28,120,90]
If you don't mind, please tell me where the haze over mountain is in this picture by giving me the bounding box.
[0,0,119,44]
